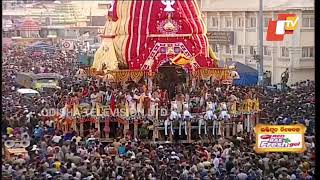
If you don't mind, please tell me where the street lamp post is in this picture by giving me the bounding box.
[258,0,264,85]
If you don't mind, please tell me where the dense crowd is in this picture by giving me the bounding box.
[2,47,315,179]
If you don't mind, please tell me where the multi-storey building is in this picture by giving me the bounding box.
[2,1,106,39]
[200,0,314,84]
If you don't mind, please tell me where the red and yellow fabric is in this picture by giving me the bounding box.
[190,68,232,80]
[230,101,238,115]
[253,98,261,112]
[111,0,217,72]
[171,53,192,66]
[107,70,145,82]
[242,98,254,114]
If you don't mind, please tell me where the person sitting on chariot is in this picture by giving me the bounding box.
[219,102,231,120]
[201,101,218,135]
[164,103,180,136]
[180,103,192,136]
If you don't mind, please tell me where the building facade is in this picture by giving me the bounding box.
[2,1,106,40]
[200,0,314,84]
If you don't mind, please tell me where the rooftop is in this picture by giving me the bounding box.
[3,2,107,17]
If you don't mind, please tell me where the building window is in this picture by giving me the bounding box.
[225,17,232,28]
[249,46,255,55]
[211,44,219,52]
[226,45,231,54]
[302,17,314,28]
[214,44,219,52]
[302,47,314,58]
[246,17,256,28]
[237,17,244,27]
[264,17,272,28]
[302,18,309,27]
[281,47,289,57]
[211,17,218,28]
[310,18,315,27]
[251,17,257,27]
[237,45,243,54]
[263,46,271,56]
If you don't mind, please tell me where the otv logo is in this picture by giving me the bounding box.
[266,14,298,41]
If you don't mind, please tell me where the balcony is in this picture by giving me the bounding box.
[297,58,314,69]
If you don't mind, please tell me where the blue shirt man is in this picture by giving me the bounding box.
[33,126,43,140]
[118,143,126,156]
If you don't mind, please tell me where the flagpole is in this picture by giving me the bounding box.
[258,0,264,85]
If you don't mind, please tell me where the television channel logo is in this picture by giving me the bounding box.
[266,14,298,41]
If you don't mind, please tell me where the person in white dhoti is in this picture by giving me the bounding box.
[219,102,230,120]
[164,117,173,136]
[217,102,230,136]
[211,100,218,113]
[136,91,144,117]
[164,104,180,136]
[180,103,191,136]
[203,102,218,135]
[126,92,136,116]
[176,93,185,114]
[237,121,244,133]
[149,91,160,118]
